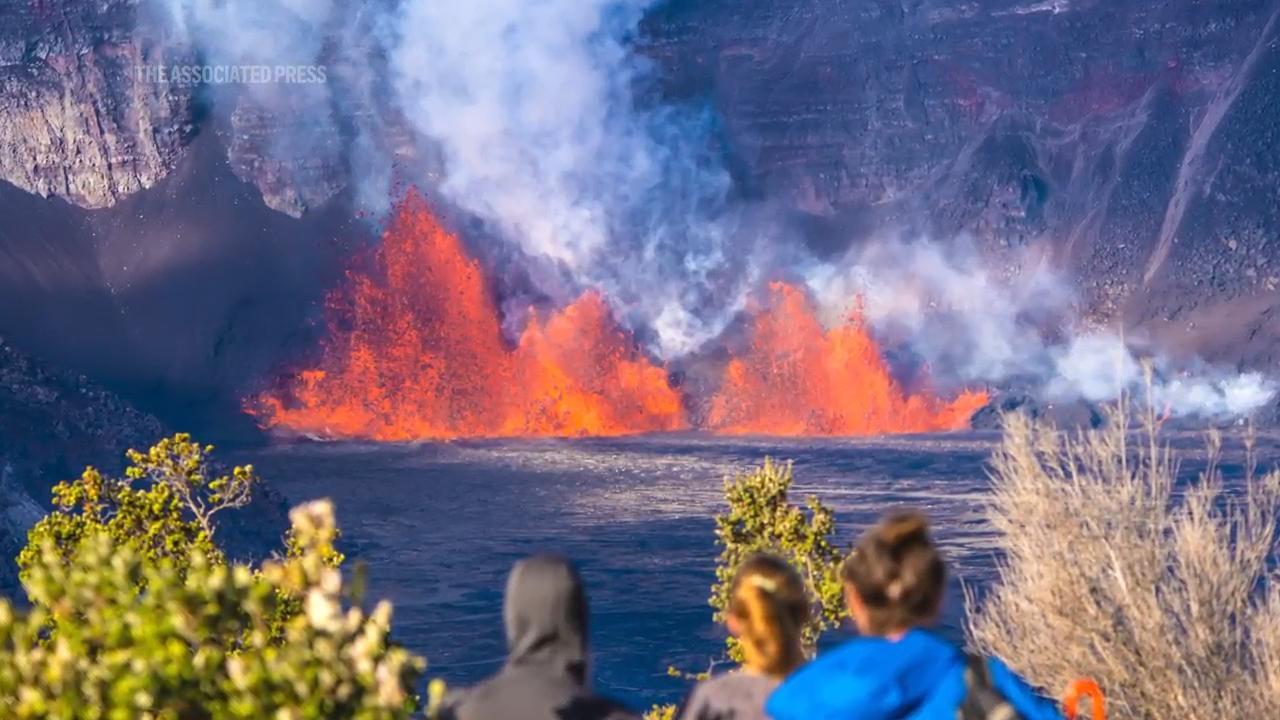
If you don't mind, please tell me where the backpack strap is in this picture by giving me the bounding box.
[959,653,1022,720]
[965,652,992,687]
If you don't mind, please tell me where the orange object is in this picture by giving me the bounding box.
[705,282,988,436]
[1063,678,1105,720]
[248,192,686,440]
[249,193,991,440]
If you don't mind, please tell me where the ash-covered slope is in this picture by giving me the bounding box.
[0,335,294,596]
[0,124,365,433]
[643,0,1280,372]
[0,336,162,593]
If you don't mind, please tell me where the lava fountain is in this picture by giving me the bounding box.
[251,195,987,440]
[250,193,687,440]
[706,283,988,435]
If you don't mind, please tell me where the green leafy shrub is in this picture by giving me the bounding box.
[642,704,677,720]
[711,457,845,661]
[0,499,424,719]
[17,433,257,583]
[651,459,846,717]
[18,433,344,641]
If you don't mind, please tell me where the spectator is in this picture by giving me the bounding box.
[679,554,808,720]
[766,511,1064,720]
[440,555,638,720]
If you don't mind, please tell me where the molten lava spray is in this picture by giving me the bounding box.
[251,194,686,440]
[253,196,988,440]
[707,283,989,435]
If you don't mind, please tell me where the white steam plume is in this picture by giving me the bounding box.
[156,0,335,67]
[147,0,1274,421]
[1048,336,1275,418]
[150,0,760,354]
[153,0,398,213]
[807,237,1276,420]
[388,0,754,356]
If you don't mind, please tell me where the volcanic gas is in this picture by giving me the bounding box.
[250,195,987,439]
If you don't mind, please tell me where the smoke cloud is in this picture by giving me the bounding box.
[387,0,759,357]
[154,0,399,214]
[150,0,1274,421]
[807,238,1276,419]
[156,0,336,66]
[159,0,759,356]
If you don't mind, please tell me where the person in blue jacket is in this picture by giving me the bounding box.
[765,510,1065,720]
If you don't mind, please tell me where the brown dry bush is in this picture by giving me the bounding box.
[967,406,1280,720]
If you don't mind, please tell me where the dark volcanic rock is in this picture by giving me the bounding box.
[968,390,1105,430]
[0,0,1278,427]
[0,129,365,436]
[0,335,163,594]
[0,337,163,489]
[226,92,348,218]
[643,0,1280,371]
[0,335,291,595]
[0,0,195,208]
[969,392,1042,430]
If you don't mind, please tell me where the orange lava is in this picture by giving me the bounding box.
[706,283,988,436]
[249,193,687,440]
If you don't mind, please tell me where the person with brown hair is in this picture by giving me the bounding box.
[678,554,809,720]
[765,511,1064,720]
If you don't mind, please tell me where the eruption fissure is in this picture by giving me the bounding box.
[251,194,687,440]
[168,0,1276,424]
[250,196,986,440]
[707,284,989,435]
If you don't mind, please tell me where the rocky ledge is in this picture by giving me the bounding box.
[0,335,162,593]
[0,336,288,597]
[0,0,195,209]
[0,0,375,218]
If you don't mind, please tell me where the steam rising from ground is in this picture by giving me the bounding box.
[164,0,759,356]
[155,0,1274,421]
[807,239,1275,419]
[389,0,755,356]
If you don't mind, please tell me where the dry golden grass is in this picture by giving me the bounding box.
[967,406,1280,720]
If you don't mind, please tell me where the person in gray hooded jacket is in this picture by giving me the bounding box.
[440,554,639,720]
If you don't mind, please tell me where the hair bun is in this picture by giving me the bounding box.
[878,510,930,552]
[843,509,946,633]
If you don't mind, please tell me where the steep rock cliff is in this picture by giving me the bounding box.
[0,0,1277,416]
[0,0,194,208]
[643,0,1280,368]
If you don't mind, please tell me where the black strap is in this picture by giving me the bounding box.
[960,653,1022,720]
[965,652,992,688]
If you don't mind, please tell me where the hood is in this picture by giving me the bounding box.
[502,554,589,684]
